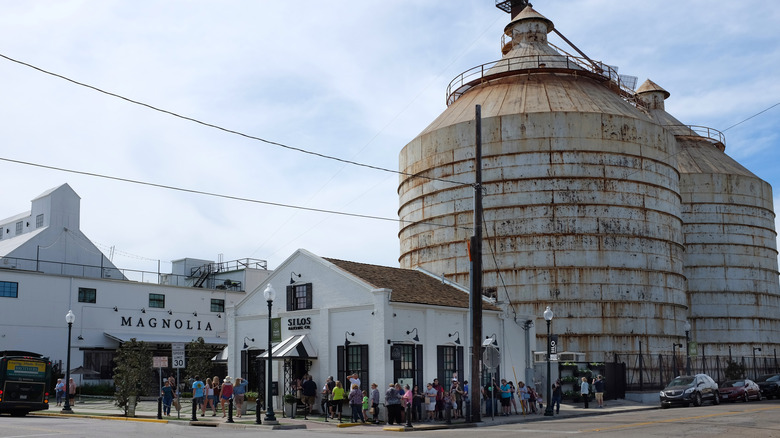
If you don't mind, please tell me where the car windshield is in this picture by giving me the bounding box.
[721,380,744,387]
[668,377,694,387]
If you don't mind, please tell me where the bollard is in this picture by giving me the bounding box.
[445,402,451,425]
[227,397,234,423]
[191,397,198,421]
[157,396,163,420]
[255,398,262,424]
[405,404,413,428]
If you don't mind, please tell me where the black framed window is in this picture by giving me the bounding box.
[211,299,225,312]
[437,345,464,391]
[84,350,115,380]
[392,343,424,388]
[78,287,97,303]
[337,344,369,391]
[286,283,312,311]
[149,293,165,308]
[0,281,18,298]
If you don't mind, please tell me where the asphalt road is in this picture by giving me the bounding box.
[2,399,779,437]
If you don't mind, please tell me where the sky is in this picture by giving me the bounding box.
[1,0,779,277]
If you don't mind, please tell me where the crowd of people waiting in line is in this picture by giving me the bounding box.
[297,372,555,424]
[160,370,603,422]
[158,375,249,418]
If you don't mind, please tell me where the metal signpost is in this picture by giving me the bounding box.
[172,343,185,419]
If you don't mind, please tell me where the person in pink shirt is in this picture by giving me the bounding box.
[402,384,413,423]
[220,376,234,418]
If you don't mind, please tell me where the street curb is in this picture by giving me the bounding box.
[32,412,168,423]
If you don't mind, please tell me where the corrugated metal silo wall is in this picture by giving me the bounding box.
[399,73,688,361]
[678,138,780,358]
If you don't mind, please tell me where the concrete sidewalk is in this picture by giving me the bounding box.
[34,396,657,431]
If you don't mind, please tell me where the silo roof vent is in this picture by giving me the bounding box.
[503,5,554,35]
[636,79,671,99]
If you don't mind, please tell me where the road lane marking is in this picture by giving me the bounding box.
[582,406,780,432]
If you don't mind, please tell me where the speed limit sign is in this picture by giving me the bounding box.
[172,342,186,369]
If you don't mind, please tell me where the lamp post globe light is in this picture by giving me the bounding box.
[62,310,76,414]
[543,306,554,417]
[683,320,691,375]
[263,284,278,424]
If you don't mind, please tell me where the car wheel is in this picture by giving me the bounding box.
[742,393,748,403]
[693,392,702,407]
[713,393,720,405]
[660,403,669,409]
[757,392,762,401]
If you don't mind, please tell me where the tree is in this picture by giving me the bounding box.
[184,337,215,384]
[724,359,746,380]
[113,338,153,415]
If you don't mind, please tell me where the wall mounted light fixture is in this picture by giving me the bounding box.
[345,331,355,346]
[168,310,173,315]
[193,311,198,317]
[406,328,420,342]
[243,336,255,349]
[448,331,461,345]
[113,306,118,312]
[141,308,145,314]
[290,271,301,285]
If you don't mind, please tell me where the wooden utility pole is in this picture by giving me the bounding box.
[469,105,483,422]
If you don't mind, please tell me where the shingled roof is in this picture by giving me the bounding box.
[325,258,500,311]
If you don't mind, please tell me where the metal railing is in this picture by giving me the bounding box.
[446,54,633,106]
[614,351,780,391]
[0,255,260,290]
[666,124,726,147]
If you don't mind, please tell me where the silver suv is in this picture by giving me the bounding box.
[660,374,720,408]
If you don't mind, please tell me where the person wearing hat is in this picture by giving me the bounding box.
[220,376,234,418]
[450,379,463,419]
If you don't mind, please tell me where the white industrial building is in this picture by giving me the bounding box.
[227,248,533,410]
[0,184,269,380]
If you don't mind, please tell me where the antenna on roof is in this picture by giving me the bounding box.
[495,0,531,18]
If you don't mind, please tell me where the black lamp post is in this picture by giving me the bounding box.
[684,320,691,375]
[263,284,278,424]
[672,343,682,376]
[62,309,75,414]
[543,306,554,416]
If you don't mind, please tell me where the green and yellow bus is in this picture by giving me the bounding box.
[0,351,51,416]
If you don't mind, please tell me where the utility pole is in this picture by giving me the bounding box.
[469,105,483,423]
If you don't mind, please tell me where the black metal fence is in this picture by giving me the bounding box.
[613,351,780,391]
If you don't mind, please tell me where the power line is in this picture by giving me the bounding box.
[0,156,470,231]
[723,102,780,131]
[0,52,471,188]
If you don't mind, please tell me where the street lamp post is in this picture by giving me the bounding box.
[672,343,682,377]
[543,306,554,417]
[684,320,691,375]
[62,310,75,414]
[263,284,278,424]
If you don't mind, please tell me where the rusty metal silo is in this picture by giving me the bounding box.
[398,6,687,359]
[637,80,780,358]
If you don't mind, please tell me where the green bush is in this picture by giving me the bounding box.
[724,359,746,380]
[81,383,115,396]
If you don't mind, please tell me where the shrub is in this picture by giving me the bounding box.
[80,383,115,396]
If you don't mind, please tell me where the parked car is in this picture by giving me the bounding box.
[660,374,720,408]
[754,374,780,399]
[718,379,761,402]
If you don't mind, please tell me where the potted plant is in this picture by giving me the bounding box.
[284,393,298,418]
